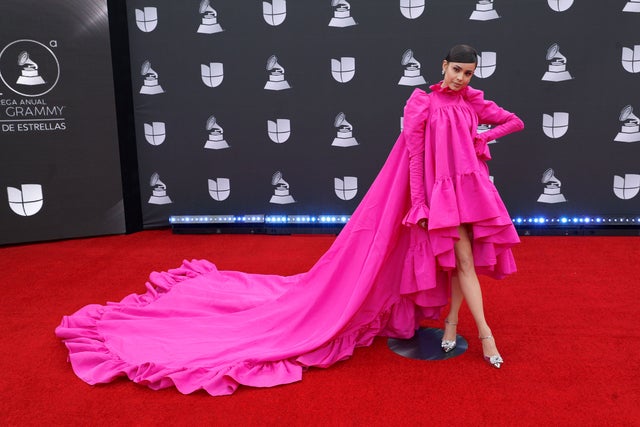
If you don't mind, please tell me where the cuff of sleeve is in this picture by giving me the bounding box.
[402,203,430,226]
[474,135,492,161]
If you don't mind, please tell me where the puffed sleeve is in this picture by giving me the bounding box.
[465,87,524,161]
[401,89,430,226]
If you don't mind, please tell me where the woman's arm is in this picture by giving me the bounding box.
[402,89,430,226]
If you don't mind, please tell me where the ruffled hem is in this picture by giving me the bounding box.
[424,171,519,279]
[55,259,436,396]
[402,203,430,226]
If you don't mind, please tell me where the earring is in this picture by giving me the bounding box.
[441,70,444,75]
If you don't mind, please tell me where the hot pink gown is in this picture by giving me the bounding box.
[56,83,523,396]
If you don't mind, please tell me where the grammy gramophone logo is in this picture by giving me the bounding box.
[332,112,358,147]
[264,55,291,90]
[623,0,640,12]
[148,173,172,205]
[135,7,158,32]
[614,105,640,143]
[469,0,500,21]
[139,60,164,94]
[400,0,425,19]
[0,39,60,97]
[542,112,570,139]
[613,174,640,200]
[398,49,427,86]
[547,0,573,12]
[7,184,43,216]
[197,0,224,34]
[208,178,231,201]
[270,171,295,204]
[263,0,287,26]
[329,0,357,27]
[204,115,229,149]
[537,168,567,203]
[542,43,573,82]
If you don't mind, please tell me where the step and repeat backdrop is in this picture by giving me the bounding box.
[127,0,640,229]
[0,0,125,245]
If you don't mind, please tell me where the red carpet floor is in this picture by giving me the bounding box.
[1,230,639,426]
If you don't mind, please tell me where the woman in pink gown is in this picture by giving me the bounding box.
[56,45,523,395]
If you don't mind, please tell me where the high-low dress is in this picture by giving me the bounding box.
[56,83,524,396]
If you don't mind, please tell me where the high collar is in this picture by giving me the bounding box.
[430,81,469,96]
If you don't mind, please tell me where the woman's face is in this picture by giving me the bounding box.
[441,60,476,91]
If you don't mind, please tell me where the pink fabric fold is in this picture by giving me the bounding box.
[56,83,522,396]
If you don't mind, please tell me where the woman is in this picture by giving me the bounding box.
[402,44,524,368]
[56,45,523,396]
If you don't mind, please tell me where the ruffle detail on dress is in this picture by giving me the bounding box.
[402,203,430,226]
[425,171,519,279]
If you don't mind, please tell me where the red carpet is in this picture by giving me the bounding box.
[1,230,638,426]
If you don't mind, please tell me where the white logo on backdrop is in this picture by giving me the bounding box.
[542,43,573,81]
[334,176,358,200]
[267,119,291,143]
[621,45,640,73]
[16,51,45,85]
[470,0,500,21]
[477,124,497,144]
[208,178,231,201]
[204,115,229,149]
[263,0,287,26]
[135,7,158,32]
[537,168,567,203]
[140,60,164,94]
[474,51,496,78]
[398,49,426,86]
[331,57,356,83]
[623,1,640,13]
[144,122,166,145]
[148,173,172,204]
[547,0,574,12]
[201,62,224,87]
[329,0,357,27]
[270,171,295,204]
[613,174,640,199]
[400,0,425,19]
[264,55,291,90]
[7,184,43,216]
[332,112,358,147]
[0,39,60,97]
[542,112,569,139]
[197,0,224,34]
[614,105,640,143]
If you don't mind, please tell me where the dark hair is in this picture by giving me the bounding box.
[444,44,478,64]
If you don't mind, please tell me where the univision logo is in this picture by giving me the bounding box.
[208,178,231,201]
[135,7,158,32]
[331,57,355,83]
[7,184,43,216]
[400,0,425,19]
[0,39,60,97]
[263,0,287,26]
[334,176,358,200]
[547,0,574,12]
[542,112,569,139]
[613,174,640,199]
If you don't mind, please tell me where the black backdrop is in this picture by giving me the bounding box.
[0,0,126,245]
[127,0,640,228]
[2,1,640,245]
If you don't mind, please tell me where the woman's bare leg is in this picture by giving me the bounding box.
[442,274,464,343]
[452,225,500,358]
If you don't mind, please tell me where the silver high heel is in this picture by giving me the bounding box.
[441,319,458,353]
[479,335,503,368]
